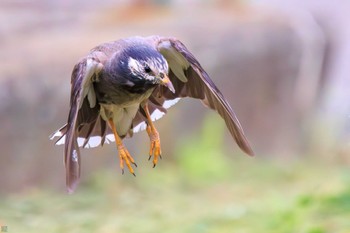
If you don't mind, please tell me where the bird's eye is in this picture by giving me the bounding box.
[159,73,164,79]
[144,65,152,74]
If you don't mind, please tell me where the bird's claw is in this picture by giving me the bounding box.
[147,126,162,167]
[117,145,137,176]
[149,137,162,167]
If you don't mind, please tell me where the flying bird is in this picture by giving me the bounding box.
[50,36,254,192]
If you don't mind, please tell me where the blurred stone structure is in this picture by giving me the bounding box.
[0,0,349,192]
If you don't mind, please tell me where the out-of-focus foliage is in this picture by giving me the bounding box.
[1,116,349,232]
[176,113,231,183]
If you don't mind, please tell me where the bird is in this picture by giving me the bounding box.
[50,36,254,193]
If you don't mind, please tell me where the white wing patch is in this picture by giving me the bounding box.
[163,98,181,109]
[72,149,79,162]
[49,130,63,140]
[51,134,116,148]
[51,99,181,147]
[55,135,65,145]
[133,98,181,134]
[132,122,148,134]
[105,134,115,143]
[132,109,164,134]
[151,109,165,121]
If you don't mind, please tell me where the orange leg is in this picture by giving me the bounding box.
[143,104,162,167]
[108,119,137,176]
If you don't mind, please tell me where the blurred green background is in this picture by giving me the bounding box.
[1,0,350,232]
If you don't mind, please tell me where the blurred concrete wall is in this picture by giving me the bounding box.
[0,0,348,193]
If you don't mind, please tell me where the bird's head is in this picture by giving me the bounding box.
[126,56,175,93]
[114,45,175,93]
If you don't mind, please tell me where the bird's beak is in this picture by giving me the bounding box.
[160,75,175,93]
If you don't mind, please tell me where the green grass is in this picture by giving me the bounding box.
[1,115,349,233]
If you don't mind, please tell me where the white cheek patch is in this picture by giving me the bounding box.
[128,57,140,69]
[128,57,142,78]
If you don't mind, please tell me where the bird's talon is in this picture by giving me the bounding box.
[147,134,162,167]
[117,145,137,176]
[144,105,163,168]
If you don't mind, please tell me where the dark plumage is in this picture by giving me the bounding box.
[50,36,254,193]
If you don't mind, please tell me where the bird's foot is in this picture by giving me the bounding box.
[146,125,162,167]
[117,144,137,176]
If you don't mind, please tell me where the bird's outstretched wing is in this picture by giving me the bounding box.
[50,52,106,192]
[139,36,254,156]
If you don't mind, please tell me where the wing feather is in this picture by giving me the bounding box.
[60,54,105,192]
[155,37,254,156]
